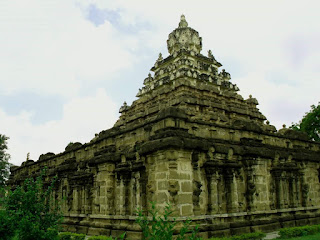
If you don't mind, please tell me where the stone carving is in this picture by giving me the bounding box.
[192,180,202,206]
[167,15,202,55]
[119,101,129,113]
[157,53,163,62]
[8,15,320,239]
[208,50,215,60]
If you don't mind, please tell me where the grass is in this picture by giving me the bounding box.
[277,232,320,240]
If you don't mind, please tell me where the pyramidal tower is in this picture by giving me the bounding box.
[9,16,320,239]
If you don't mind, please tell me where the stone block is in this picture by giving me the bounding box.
[126,231,142,240]
[169,170,179,179]
[295,219,309,226]
[181,181,192,192]
[209,229,231,238]
[87,227,110,236]
[76,226,88,234]
[250,223,281,233]
[157,181,168,190]
[280,220,296,228]
[157,162,168,171]
[155,172,167,179]
[180,162,191,171]
[309,217,320,225]
[178,194,192,204]
[230,226,251,235]
[156,192,168,202]
[179,173,191,180]
[181,205,193,216]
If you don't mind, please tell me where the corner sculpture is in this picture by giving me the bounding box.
[8,15,320,239]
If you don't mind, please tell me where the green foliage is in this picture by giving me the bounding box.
[277,232,320,240]
[290,102,320,142]
[209,232,266,240]
[0,134,10,188]
[87,233,125,240]
[3,168,63,240]
[279,225,320,238]
[0,209,15,240]
[136,202,200,240]
[87,236,113,240]
[59,232,86,240]
[59,232,73,240]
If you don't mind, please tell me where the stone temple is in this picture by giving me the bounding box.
[9,15,320,239]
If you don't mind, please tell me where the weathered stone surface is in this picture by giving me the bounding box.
[8,15,320,239]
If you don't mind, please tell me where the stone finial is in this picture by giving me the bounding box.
[26,152,30,161]
[167,15,202,55]
[157,53,163,62]
[208,50,214,59]
[246,94,259,105]
[179,14,188,28]
[282,124,286,128]
[119,101,129,113]
[266,120,270,125]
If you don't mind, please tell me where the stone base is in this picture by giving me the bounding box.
[61,209,320,239]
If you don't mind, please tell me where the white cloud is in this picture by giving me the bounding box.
[0,88,118,166]
[0,0,135,97]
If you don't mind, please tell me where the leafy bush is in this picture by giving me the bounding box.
[73,233,86,240]
[59,232,72,240]
[59,232,85,240]
[0,209,15,240]
[87,233,125,240]
[3,168,63,240]
[136,202,200,240]
[279,225,320,238]
[87,236,112,240]
[209,232,266,240]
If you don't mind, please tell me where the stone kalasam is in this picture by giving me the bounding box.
[8,15,320,239]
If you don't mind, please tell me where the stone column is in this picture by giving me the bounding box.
[274,173,283,209]
[119,175,127,215]
[282,175,289,208]
[295,176,302,207]
[72,188,79,213]
[208,171,220,214]
[288,175,294,208]
[225,169,238,213]
[278,175,285,209]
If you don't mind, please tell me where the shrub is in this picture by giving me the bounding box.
[87,233,125,240]
[209,232,266,240]
[0,209,15,240]
[3,168,63,240]
[87,236,112,240]
[136,202,200,240]
[72,233,86,240]
[59,232,86,240]
[59,232,72,240]
[230,232,266,240]
[279,225,320,238]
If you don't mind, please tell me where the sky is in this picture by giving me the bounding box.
[0,0,319,166]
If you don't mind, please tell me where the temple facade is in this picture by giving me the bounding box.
[9,16,320,239]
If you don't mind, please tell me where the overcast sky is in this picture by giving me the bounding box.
[1,0,319,166]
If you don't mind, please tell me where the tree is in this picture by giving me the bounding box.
[3,169,63,240]
[290,102,320,142]
[0,134,10,188]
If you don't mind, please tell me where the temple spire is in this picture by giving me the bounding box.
[179,14,188,28]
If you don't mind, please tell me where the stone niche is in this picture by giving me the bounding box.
[8,15,320,239]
